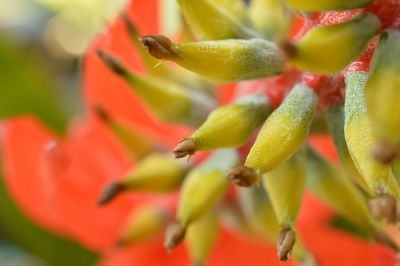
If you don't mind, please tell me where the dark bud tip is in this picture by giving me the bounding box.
[96,50,128,77]
[140,35,176,60]
[191,261,204,266]
[368,194,398,224]
[279,40,298,59]
[173,139,196,159]
[98,182,125,206]
[114,239,128,248]
[277,228,296,262]
[164,222,186,252]
[93,105,112,124]
[227,166,258,187]
[120,12,138,36]
[373,141,398,164]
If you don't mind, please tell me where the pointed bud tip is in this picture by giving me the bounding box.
[164,222,186,252]
[368,194,398,224]
[120,13,138,36]
[96,50,128,77]
[140,35,176,60]
[93,105,112,124]
[98,182,125,206]
[277,228,296,262]
[227,166,258,187]
[373,141,398,164]
[173,139,196,159]
[113,239,128,248]
[279,40,297,59]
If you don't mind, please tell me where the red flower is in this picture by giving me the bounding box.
[1,0,399,265]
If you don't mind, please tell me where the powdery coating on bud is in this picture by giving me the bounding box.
[277,228,296,261]
[245,84,317,173]
[286,0,371,11]
[164,38,285,82]
[290,13,381,74]
[227,166,258,187]
[344,72,400,198]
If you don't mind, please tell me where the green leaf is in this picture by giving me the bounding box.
[0,35,69,134]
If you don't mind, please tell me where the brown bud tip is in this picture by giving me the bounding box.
[277,228,296,261]
[279,40,298,59]
[173,139,196,159]
[120,12,138,36]
[373,141,398,164]
[96,50,128,77]
[140,35,176,60]
[191,261,204,266]
[368,194,398,224]
[114,239,128,248]
[164,222,186,252]
[227,166,258,187]
[93,105,112,124]
[98,182,125,206]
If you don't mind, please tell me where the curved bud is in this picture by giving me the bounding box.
[306,146,377,230]
[176,0,256,40]
[96,50,215,125]
[177,150,239,226]
[186,210,220,266]
[365,30,400,162]
[116,204,170,246]
[286,0,371,11]
[286,13,380,74]
[245,84,318,173]
[325,104,371,194]
[277,227,296,261]
[249,0,292,40]
[344,72,400,198]
[262,152,306,229]
[174,95,270,158]
[98,153,187,205]
[142,36,285,82]
[94,106,155,159]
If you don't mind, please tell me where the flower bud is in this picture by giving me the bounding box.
[325,104,371,194]
[211,0,251,25]
[286,0,371,11]
[344,72,400,198]
[365,30,400,162]
[96,50,215,125]
[186,210,219,266]
[174,95,270,158]
[306,146,377,230]
[245,84,318,174]
[165,150,239,250]
[98,153,187,205]
[94,106,155,159]
[249,0,292,40]
[141,36,285,82]
[285,13,380,74]
[176,0,256,40]
[116,204,170,246]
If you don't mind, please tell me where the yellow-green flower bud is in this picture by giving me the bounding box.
[98,153,187,205]
[141,35,285,82]
[365,30,400,163]
[94,106,156,160]
[344,72,400,198]
[249,0,292,40]
[285,13,380,74]
[306,146,377,231]
[176,0,256,40]
[116,204,170,246]
[245,84,318,174]
[165,149,239,251]
[211,0,251,25]
[186,210,220,266]
[261,151,306,261]
[96,50,215,125]
[174,95,271,158]
[286,0,371,11]
[325,104,371,194]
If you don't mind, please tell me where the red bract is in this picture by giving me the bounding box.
[1,0,399,265]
